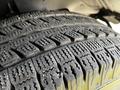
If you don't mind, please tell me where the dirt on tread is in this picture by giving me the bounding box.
[0,11,119,90]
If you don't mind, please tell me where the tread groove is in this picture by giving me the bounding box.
[75,56,86,80]
[0,32,6,36]
[11,48,25,59]
[30,41,44,51]
[0,11,119,90]
[36,73,44,90]
[90,51,101,74]
[11,84,15,90]
[63,75,68,89]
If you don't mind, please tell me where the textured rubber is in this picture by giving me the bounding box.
[0,11,120,90]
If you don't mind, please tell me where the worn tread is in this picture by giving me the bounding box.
[0,11,119,90]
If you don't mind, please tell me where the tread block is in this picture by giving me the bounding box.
[50,34,71,45]
[68,42,89,57]
[105,46,120,78]
[61,61,82,90]
[106,46,120,64]
[14,21,31,29]
[0,50,20,67]
[92,49,113,84]
[0,15,100,45]
[7,28,23,39]
[15,42,40,57]
[69,43,98,89]
[0,36,6,43]
[100,27,115,37]
[77,54,98,90]
[99,39,114,48]
[89,29,106,37]
[20,13,34,20]
[0,11,119,90]
[38,27,68,37]
[8,60,36,84]
[27,18,47,25]
[15,78,41,90]
[32,52,64,90]
[26,25,67,40]
[29,11,44,18]
[0,43,10,51]
[81,39,102,51]
[33,52,58,73]
[69,42,98,71]
[0,16,20,27]
[53,16,71,22]
[52,47,75,65]
[9,37,28,49]
[67,16,94,23]
[41,17,60,24]
[34,37,56,50]
[8,60,41,90]
[105,46,120,64]
[0,26,16,34]
[52,47,83,90]
[94,49,113,69]
[77,54,98,77]
[0,70,11,90]
[27,32,43,41]
[31,28,60,39]
[64,30,84,41]
[107,38,120,46]
[0,11,65,26]
[77,29,96,39]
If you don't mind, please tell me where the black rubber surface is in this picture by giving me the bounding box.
[0,11,120,90]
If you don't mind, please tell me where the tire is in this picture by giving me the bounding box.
[0,10,120,90]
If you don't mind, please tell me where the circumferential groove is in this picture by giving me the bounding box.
[0,11,119,90]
